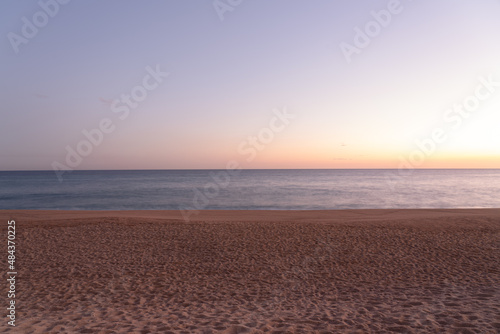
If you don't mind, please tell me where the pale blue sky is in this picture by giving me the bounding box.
[1,0,500,170]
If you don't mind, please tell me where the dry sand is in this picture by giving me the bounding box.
[1,209,499,333]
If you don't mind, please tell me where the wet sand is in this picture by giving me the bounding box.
[2,209,500,333]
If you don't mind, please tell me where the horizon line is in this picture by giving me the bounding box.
[2,168,500,172]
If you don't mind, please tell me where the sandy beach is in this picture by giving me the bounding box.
[2,209,499,333]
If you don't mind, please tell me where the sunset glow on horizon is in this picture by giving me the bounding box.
[2,0,500,170]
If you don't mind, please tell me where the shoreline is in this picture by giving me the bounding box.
[4,207,500,223]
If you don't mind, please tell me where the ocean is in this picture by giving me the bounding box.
[0,169,499,210]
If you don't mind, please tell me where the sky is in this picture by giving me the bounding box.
[1,0,500,170]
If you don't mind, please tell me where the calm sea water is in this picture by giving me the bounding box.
[0,169,498,210]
